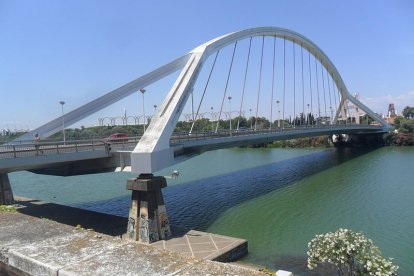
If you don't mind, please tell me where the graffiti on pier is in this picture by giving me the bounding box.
[139,214,149,242]
[127,217,135,239]
[159,212,171,239]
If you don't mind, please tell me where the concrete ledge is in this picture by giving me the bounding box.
[1,203,264,276]
[9,250,59,276]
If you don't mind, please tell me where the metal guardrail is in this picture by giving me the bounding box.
[0,137,142,159]
[170,124,384,143]
[0,124,384,159]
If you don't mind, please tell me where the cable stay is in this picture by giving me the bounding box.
[189,50,220,134]
[293,41,296,128]
[308,51,314,126]
[326,68,333,124]
[315,55,321,124]
[332,75,338,115]
[254,36,265,131]
[269,36,276,129]
[237,37,252,131]
[321,61,327,119]
[216,42,238,133]
[301,44,305,126]
[282,37,286,129]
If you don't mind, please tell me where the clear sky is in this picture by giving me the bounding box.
[1,0,413,131]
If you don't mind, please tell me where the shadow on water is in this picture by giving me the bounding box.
[75,147,377,231]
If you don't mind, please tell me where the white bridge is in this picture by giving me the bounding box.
[3,27,389,178]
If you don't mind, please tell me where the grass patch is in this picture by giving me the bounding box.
[0,205,18,213]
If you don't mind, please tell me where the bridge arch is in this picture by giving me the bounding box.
[131,27,388,174]
[10,27,388,173]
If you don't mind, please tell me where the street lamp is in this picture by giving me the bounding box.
[307,103,310,125]
[228,96,232,136]
[330,106,333,125]
[276,100,280,128]
[59,101,66,144]
[140,88,146,132]
[249,108,252,129]
[210,107,214,132]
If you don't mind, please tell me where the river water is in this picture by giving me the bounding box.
[8,147,414,275]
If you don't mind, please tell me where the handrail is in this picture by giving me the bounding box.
[0,136,142,159]
[0,124,384,159]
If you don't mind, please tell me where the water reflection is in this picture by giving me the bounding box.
[76,147,374,231]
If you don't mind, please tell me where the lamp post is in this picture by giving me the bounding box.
[59,101,66,144]
[210,107,214,132]
[307,103,310,125]
[140,88,146,132]
[249,108,252,129]
[228,96,232,136]
[330,106,333,125]
[276,100,280,128]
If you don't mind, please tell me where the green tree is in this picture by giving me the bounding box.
[402,106,414,118]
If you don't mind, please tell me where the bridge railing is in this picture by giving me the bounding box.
[0,136,142,159]
[170,123,383,143]
[0,124,383,159]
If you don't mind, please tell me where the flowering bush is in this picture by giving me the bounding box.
[307,228,398,275]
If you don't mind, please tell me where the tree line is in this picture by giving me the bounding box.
[384,106,414,146]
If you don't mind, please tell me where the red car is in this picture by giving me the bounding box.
[104,133,128,143]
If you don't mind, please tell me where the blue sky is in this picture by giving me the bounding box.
[0,0,413,131]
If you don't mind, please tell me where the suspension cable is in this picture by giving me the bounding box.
[326,68,333,123]
[321,61,327,119]
[270,36,276,129]
[237,37,252,130]
[191,88,195,123]
[332,76,338,115]
[301,44,305,126]
[308,51,313,126]
[254,36,265,130]
[189,50,220,134]
[216,42,238,132]
[293,41,296,128]
[283,37,286,129]
[315,56,320,124]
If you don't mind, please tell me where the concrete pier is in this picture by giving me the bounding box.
[126,174,171,243]
[0,198,258,276]
[0,173,14,205]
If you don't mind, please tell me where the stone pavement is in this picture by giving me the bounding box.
[151,229,247,262]
[0,201,264,276]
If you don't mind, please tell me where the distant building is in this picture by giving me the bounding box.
[388,103,396,117]
[385,103,397,124]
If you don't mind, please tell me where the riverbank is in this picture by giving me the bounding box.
[0,198,264,276]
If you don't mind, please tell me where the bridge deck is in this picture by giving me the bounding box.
[0,124,386,175]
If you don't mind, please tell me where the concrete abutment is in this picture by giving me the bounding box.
[0,173,14,205]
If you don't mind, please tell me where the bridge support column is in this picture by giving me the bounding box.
[0,173,14,205]
[126,174,171,243]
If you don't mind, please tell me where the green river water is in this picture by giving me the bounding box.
[9,146,414,275]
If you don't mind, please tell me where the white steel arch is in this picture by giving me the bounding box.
[13,55,191,142]
[131,27,389,174]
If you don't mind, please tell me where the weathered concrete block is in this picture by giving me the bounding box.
[9,250,59,276]
[126,176,167,191]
